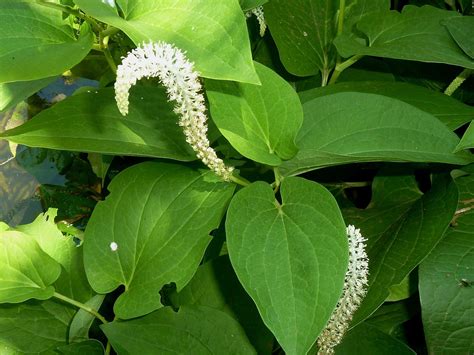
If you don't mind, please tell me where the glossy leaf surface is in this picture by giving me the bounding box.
[226,177,348,355]
[84,162,235,319]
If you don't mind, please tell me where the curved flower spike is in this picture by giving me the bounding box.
[114,41,234,181]
[317,225,369,354]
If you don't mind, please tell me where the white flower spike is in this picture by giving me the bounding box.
[317,225,369,354]
[246,6,267,37]
[114,42,234,181]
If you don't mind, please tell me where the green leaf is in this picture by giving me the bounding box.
[264,0,389,76]
[419,173,474,354]
[177,256,274,354]
[16,209,94,302]
[240,0,268,11]
[0,1,93,84]
[366,300,418,335]
[0,230,61,303]
[206,62,302,166]
[84,162,235,319]
[0,87,195,161]
[343,173,458,325]
[334,322,415,354]
[55,340,104,355]
[444,16,474,59]
[0,77,56,112]
[334,6,474,69]
[101,305,257,354]
[280,92,471,176]
[69,294,105,343]
[386,272,418,302]
[456,120,474,152]
[299,81,474,130]
[73,0,259,84]
[0,299,75,353]
[226,177,348,355]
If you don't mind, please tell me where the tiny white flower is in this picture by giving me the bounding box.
[110,242,118,251]
[114,42,234,181]
[317,225,369,354]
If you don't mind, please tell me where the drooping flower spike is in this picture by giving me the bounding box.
[317,225,369,354]
[114,41,234,181]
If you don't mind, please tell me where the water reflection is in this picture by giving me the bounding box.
[0,77,99,226]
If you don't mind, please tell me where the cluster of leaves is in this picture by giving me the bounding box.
[0,0,473,354]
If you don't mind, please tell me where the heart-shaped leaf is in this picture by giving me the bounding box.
[226,177,348,355]
[73,0,259,84]
[206,62,302,166]
[84,162,235,319]
[0,1,93,83]
[281,92,471,176]
[0,230,61,303]
[0,87,195,161]
[101,305,257,354]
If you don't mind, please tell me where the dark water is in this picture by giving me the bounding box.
[0,77,99,226]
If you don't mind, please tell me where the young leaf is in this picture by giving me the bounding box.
[299,81,474,130]
[73,0,259,84]
[84,162,235,319]
[177,256,274,354]
[419,173,474,354]
[101,305,257,354]
[264,0,389,76]
[443,16,474,59]
[69,294,106,343]
[0,1,93,83]
[0,87,195,161]
[281,92,472,176]
[334,6,474,69]
[343,173,458,325]
[206,62,303,166]
[334,322,416,354]
[16,209,94,302]
[0,230,61,303]
[0,299,75,353]
[226,177,348,355]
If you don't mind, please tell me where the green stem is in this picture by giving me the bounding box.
[230,174,251,187]
[36,1,101,33]
[444,68,472,96]
[337,0,346,36]
[100,33,117,74]
[105,340,112,355]
[53,292,108,324]
[328,55,363,85]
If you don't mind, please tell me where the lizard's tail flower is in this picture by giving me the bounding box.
[114,41,234,181]
[317,225,369,354]
[246,6,267,37]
